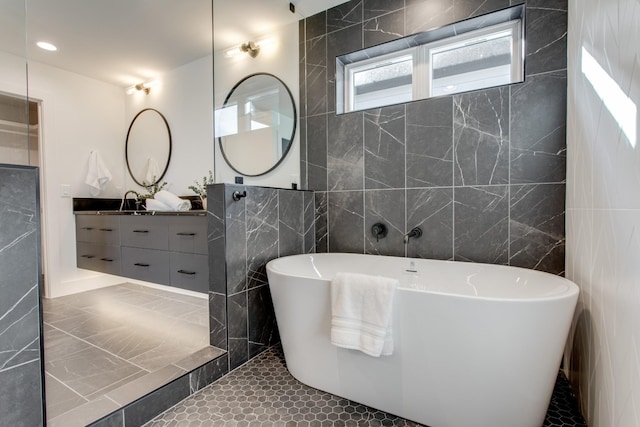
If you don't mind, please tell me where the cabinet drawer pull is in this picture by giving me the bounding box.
[176,232,196,236]
[99,228,113,232]
[100,258,114,262]
[81,227,94,230]
[133,230,149,233]
[177,269,196,275]
[134,262,150,267]
[81,255,95,259]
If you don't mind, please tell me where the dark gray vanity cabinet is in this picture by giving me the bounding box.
[75,213,208,293]
[121,216,171,285]
[168,216,208,293]
[75,215,122,275]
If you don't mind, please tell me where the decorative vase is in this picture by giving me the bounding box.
[200,196,207,211]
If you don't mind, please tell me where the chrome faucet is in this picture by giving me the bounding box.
[404,227,422,244]
[119,190,139,211]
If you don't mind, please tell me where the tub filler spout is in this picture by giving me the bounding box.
[404,227,422,244]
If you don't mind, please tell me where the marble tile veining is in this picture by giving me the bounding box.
[43,282,211,423]
[0,165,44,426]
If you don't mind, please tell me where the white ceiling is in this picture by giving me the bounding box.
[0,0,347,88]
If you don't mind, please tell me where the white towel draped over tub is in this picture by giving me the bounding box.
[330,272,398,357]
[85,150,112,196]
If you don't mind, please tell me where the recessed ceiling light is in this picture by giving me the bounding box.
[36,41,57,51]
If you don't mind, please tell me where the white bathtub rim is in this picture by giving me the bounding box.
[266,253,579,303]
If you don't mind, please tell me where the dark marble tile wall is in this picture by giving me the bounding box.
[301,0,567,275]
[0,165,44,426]
[209,184,314,371]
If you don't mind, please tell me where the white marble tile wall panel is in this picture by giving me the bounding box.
[566,1,640,426]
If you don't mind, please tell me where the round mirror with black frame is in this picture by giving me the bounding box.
[125,108,172,186]
[217,73,296,177]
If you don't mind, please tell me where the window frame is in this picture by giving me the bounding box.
[425,19,523,97]
[337,5,525,114]
[343,47,418,114]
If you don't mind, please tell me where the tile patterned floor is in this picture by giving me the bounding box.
[42,283,210,421]
[145,346,588,427]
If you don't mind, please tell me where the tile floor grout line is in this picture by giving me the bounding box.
[143,345,588,427]
[43,281,210,425]
[45,371,90,402]
[44,320,153,373]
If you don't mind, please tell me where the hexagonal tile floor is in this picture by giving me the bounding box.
[145,347,587,427]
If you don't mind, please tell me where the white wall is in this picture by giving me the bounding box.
[125,55,214,195]
[566,1,640,426]
[1,50,215,297]
[4,55,129,298]
[214,21,300,189]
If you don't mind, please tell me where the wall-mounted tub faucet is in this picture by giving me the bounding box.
[371,223,388,242]
[232,190,247,201]
[404,227,422,244]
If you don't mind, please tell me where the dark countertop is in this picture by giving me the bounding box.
[73,197,205,215]
[74,210,206,216]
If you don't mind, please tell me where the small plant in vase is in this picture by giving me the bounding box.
[188,170,214,210]
[138,178,168,199]
[130,178,168,209]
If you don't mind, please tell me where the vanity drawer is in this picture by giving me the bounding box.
[169,216,207,254]
[121,247,170,285]
[170,252,208,293]
[76,242,121,275]
[76,216,120,245]
[120,216,169,250]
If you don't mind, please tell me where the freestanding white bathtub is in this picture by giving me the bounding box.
[266,253,579,427]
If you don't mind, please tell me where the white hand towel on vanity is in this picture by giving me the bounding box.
[145,198,172,211]
[85,151,112,196]
[330,272,398,357]
[154,190,191,211]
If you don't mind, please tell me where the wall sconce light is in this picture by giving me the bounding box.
[240,41,260,58]
[126,81,157,95]
[135,83,151,94]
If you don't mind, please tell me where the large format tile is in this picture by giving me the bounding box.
[49,397,120,427]
[328,191,365,253]
[327,0,363,33]
[364,9,405,48]
[454,185,509,264]
[224,185,248,294]
[327,23,363,111]
[365,189,406,256]
[278,190,304,258]
[246,187,279,290]
[406,188,454,260]
[43,281,212,423]
[364,105,406,189]
[45,373,88,421]
[328,112,364,191]
[406,97,454,188]
[525,1,568,76]
[510,183,566,274]
[306,35,328,116]
[454,87,509,186]
[510,71,567,184]
[45,344,146,398]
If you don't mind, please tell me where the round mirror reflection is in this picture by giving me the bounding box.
[217,73,296,176]
[125,108,172,186]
